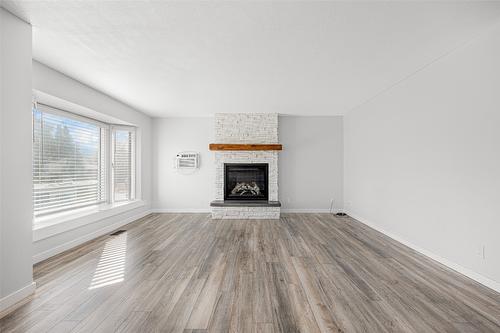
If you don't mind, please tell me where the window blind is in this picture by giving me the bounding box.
[33,105,107,216]
[113,129,135,202]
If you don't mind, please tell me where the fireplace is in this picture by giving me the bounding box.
[224,163,269,201]
[210,113,280,219]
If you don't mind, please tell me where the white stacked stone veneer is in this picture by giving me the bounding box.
[212,113,280,219]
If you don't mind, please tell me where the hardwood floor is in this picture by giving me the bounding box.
[1,213,499,332]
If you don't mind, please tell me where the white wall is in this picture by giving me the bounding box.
[152,116,344,212]
[152,117,214,211]
[344,23,500,290]
[280,116,343,212]
[32,61,153,261]
[0,8,34,309]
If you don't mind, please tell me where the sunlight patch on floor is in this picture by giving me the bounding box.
[89,233,127,290]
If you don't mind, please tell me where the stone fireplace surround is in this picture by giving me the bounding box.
[211,113,280,219]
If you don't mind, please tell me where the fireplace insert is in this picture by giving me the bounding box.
[224,163,268,201]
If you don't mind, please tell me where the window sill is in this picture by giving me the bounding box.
[33,200,147,242]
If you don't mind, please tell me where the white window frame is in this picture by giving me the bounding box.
[32,101,141,228]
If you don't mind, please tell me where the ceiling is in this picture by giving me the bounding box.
[3,1,500,117]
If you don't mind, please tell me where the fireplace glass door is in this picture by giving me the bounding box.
[224,163,269,201]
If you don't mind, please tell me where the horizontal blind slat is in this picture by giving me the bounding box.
[113,130,134,202]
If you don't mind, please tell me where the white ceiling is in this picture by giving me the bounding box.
[3,1,500,117]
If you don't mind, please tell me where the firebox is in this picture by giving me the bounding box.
[224,163,269,201]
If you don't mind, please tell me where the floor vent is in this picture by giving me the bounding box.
[110,230,127,236]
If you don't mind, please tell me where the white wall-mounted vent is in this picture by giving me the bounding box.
[175,152,199,169]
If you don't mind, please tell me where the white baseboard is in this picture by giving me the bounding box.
[152,208,339,214]
[33,209,152,264]
[151,208,210,213]
[151,208,340,214]
[281,208,338,213]
[0,282,36,318]
[346,211,500,294]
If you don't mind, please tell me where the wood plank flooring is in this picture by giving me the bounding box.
[1,213,499,332]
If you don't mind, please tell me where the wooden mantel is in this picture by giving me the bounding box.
[209,143,283,151]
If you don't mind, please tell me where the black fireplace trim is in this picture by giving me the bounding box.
[224,163,269,201]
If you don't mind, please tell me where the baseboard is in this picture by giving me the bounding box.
[0,282,36,318]
[151,208,211,213]
[152,208,340,214]
[281,208,338,213]
[151,208,340,214]
[346,211,500,294]
[33,209,152,264]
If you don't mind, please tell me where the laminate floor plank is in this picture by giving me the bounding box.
[0,213,498,333]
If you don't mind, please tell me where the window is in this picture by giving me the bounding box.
[112,128,135,202]
[33,104,136,217]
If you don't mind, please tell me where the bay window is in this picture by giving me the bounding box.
[33,103,137,218]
